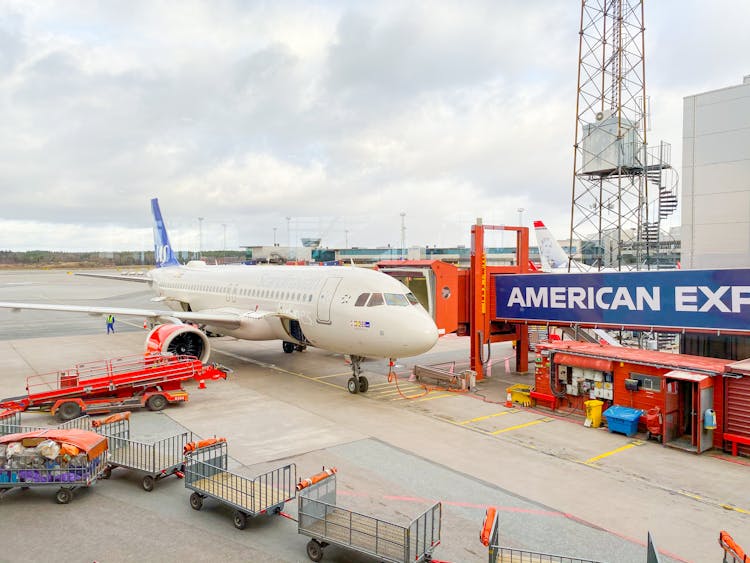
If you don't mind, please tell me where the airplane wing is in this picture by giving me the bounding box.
[0,301,243,330]
[75,272,153,284]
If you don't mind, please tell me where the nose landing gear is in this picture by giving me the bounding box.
[346,355,369,394]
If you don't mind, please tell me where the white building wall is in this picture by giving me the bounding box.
[682,76,750,268]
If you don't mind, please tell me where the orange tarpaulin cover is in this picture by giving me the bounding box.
[0,429,108,461]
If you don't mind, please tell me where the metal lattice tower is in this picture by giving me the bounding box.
[569,0,673,270]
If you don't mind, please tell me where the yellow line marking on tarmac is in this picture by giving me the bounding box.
[392,393,428,401]
[312,372,353,380]
[585,440,644,465]
[372,385,421,396]
[213,349,345,390]
[721,504,750,515]
[458,410,517,425]
[374,389,405,397]
[413,393,457,402]
[489,418,551,435]
[368,382,392,389]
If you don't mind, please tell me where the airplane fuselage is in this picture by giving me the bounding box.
[150,262,439,359]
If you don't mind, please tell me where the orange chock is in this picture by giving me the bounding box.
[198,379,206,390]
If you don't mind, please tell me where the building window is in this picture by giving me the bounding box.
[630,373,661,392]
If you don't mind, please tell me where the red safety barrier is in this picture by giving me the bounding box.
[296,467,337,491]
[480,507,497,547]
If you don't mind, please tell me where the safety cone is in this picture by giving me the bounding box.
[505,391,513,408]
[143,320,148,330]
[198,380,206,390]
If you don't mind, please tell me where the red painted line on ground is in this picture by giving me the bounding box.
[710,453,750,467]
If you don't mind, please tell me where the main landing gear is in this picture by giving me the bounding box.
[346,355,369,394]
[282,341,307,354]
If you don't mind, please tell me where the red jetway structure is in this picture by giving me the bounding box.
[378,220,533,380]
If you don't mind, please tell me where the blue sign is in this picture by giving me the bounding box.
[495,269,750,332]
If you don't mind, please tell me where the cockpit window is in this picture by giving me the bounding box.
[355,293,370,307]
[406,292,420,306]
[367,293,384,307]
[384,293,409,306]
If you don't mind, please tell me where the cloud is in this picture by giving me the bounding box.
[0,1,747,251]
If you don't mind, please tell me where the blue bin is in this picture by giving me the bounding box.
[603,405,644,437]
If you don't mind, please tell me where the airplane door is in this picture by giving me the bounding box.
[316,277,342,324]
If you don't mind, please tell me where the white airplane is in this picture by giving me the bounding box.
[0,199,439,394]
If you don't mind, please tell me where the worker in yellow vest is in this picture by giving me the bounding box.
[106,314,116,334]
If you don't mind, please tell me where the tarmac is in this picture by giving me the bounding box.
[0,269,748,563]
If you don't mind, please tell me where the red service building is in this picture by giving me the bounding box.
[533,341,750,456]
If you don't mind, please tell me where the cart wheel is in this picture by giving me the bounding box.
[189,492,203,510]
[358,376,369,393]
[347,377,358,394]
[57,401,82,422]
[306,539,324,562]
[646,431,652,441]
[282,341,295,353]
[55,488,73,505]
[101,466,112,479]
[142,475,155,492]
[233,510,248,530]
[146,394,167,411]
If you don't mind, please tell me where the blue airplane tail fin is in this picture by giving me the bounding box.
[151,198,180,268]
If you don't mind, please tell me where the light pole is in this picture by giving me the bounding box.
[222,223,227,253]
[273,227,277,246]
[517,207,525,227]
[344,229,349,249]
[286,216,292,259]
[400,212,406,260]
[198,217,204,257]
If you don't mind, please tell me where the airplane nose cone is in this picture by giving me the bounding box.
[410,316,439,355]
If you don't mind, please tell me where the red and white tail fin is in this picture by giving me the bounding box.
[533,220,571,271]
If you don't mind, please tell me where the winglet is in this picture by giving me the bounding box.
[151,198,180,268]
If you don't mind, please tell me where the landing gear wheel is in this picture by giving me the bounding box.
[358,376,369,393]
[101,466,112,479]
[142,475,155,492]
[190,492,203,510]
[306,539,324,562]
[282,341,295,354]
[57,401,82,422]
[347,377,359,394]
[55,488,73,505]
[233,510,248,530]
[146,394,167,411]
[294,344,307,352]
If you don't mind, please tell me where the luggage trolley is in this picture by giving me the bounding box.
[297,468,442,562]
[0,428,108,504]
[184,438,297,530]
[92,412,192,491]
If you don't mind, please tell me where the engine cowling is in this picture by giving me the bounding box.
[144,324,210,363]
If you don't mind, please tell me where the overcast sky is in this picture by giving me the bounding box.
[1,1,748,252]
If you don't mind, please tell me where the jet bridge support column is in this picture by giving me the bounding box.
[469,220,531,380]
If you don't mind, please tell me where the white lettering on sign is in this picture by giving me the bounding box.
[507,284,750,315]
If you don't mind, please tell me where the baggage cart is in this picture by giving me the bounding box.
[90,412,192,491]
[297,469,441,562]
[0,428,108,504]
[184,438,296,530]
[482,507,602,563]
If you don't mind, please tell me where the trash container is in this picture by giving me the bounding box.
[603,405,644,436]
[584,400,604,428]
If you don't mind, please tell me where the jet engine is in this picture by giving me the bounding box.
[144,323,210,363]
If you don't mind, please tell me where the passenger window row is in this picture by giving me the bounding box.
[161,281,314,303]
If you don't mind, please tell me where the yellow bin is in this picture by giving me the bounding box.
[507,384,533,407]
[585,400,604,428]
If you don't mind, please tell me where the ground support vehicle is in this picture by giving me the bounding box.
[0,353,228,421]
[91,412,192,491]
[184,439,297,530]
[297,470,441,562]
[0,428,108,504]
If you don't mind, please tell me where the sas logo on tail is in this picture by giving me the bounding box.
[350,320,371,329]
